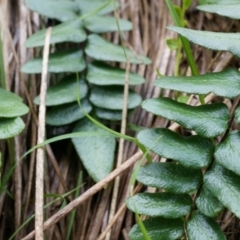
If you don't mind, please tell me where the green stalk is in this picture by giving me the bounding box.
[66,172,82,240]
[165,0,205,104]
[0,27,6,89]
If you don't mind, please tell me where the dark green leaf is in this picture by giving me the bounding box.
[25,20,86,48]
[198,4,240,19]
[215,130,240,176]
[87,62,145,86]
[83,16,132,33]
[155,68,240,99]
[137,128,214,168]
[26,0,78,22]
[72,118,116,182]
[142,98,229,138]
[168,26,240,58]
[95,108,133,121]
[0,88,29,117]
[187,211,226,240]
[46,99,92,126]
[85,34,152,64]
[126,192,192,218]
[34,77,88,106]
[196,186,224,218]
[90,86,142,110]
[129,217,184,240]
[137,162,202,193]
[204,163,240,218]
[77,0,119,15]
[21,49,86,74]
[235,106,240,124]
[0,117,25,139]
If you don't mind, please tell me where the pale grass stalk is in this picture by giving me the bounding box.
[106,58,130,240]
[21,151,143,240]
[35,27,51,240]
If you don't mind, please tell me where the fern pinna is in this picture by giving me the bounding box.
[126,1,240,239]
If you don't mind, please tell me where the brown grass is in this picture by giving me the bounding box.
[1,0,240,239]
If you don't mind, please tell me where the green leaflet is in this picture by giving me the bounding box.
[34,77,88,106]
[126,192,192,218]
[142,98,229,138]
[137,128,214,168]
[198,4,240,19]
[21,49,86,74]
[72,118,116,182]
[215,130,240,176]
[204,163,240,218]
[77,0,119,15]
[235,106,240,124]
[83,15,132,33]
[0,117,25,139]
[25,20,86,48]
[187,211,226,240]
[155,68,240,99]
[136,162,202,193]
[46,99,92,126]
[129,217,184,240]
[0,88,29,117]
[87,62,145,86]
[90,86,142,110]
[168,26,240,58]
[85,34,152,64]
[95,108,133,121]
[26,0,78,22]
[196,186,224,218]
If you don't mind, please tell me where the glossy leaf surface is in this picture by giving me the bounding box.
[129,217,184,240]
[196,186,224,217]
[0,89,29,117]
[187,211,226,240]
[77,0,119,15]
[198,4,240,19]
[25,20,86,48]
[137,162,202,193]
[83,16,132,33]
[26,0,78,22]
[95,108,133,121]
[137,128,214,168]
[87,62,145,86]
[235,106,240,124]
[46,99,92,126]
[72,119,116,182]
[85,34,151,64]
[22,50,86,73]
[155,68,240,99]
[0,117,25,139]
[142,98,229,138]
[168,26,240,58]
[204,163,240,218]
[215,130,240,176]
[90,86,142,110]
[126,192,192,218]
[34,77,88,106]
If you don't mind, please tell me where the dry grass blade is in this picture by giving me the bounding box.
[22,151,143,240]
[35,27,51,240]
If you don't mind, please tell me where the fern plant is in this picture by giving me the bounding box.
[126,1,240,239]
[22,0,151,182]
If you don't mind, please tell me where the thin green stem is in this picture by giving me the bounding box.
[165,0,205,104]
[0,26,6,89]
